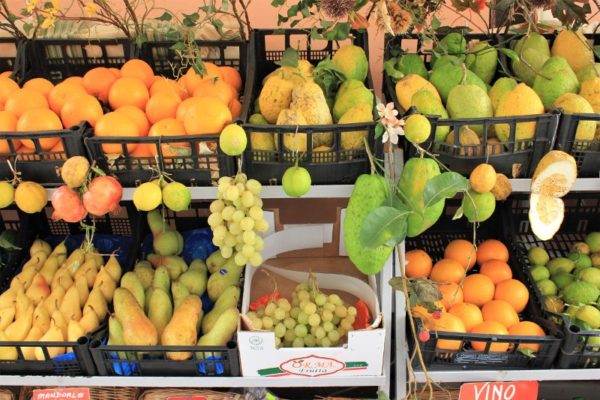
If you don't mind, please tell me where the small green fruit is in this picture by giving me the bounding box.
[403,114,431,145]
[162,182,191,212]
[537,279,558,296]
[528,246,550,266]
[461,190,496,223]
[530,265,550,282]
[219,124,247,156]
[282,166,311,198]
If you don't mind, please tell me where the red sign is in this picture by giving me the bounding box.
[167,397,207,400]
[459,381,538,400]
[32,388,90,400]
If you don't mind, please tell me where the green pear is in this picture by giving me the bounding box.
[197,307,239,347]
[107,314,128,359]
[144,287,156,314]
[147,209,165,236]
[188,259,208,274]
[134,261,154,290]
[114,288,158,346]
[120,272,145,308]
[202,286,240,334]
[148,255,187,280]
[206,250,227,274]
[206,259,243,302]
[171,281,190,310]
[148,288,173,338]
[152,266,171,293]
[178,268,207,296]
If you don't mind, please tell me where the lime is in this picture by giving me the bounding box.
[586,232,600,253]
[461,190,496,223]
[530,265,550,282]
[133,181,162,211]
[282,166,311,198]
[219,124,248,156]
[403,114,431,145]
[162,181,191,212]
[528,246,550,266]
[0,181,14,208]
[570,251,593,270]
[551,271,575,289]
[537,279,558,296]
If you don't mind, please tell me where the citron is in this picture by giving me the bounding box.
[133,181,162,211]
[469,163,496,193]
[219,124,247,156]
[495,83,544,142]
[403,114,431,145]
[331,44,368,82]
[579,77,600,113]
[462,190,496,223]
[395,74,440,112]
[529,194,564,241]
[162,182,190,212]
[282,165,311,198]
[0,181,14,208]
[15,181,47,214]
[551,30,594,73]
[60,156,90,188]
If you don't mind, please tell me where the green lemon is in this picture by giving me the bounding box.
[403,114,431,145]
[162,182,191,212]
[282,166,311,198]
[0,181,14,208]
[133,181,162,211]
[528,246,550,266]
[461,190,496,223]
[219,124,248,156]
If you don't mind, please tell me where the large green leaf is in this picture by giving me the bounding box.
[422,172,468,209]
[275,47,299,68]
[359,205,410,249]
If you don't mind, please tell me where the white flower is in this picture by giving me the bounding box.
[382,124,404,145]
[376,102,398,125]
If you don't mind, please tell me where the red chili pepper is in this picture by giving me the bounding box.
[353,299,371,330]
[249,291,281,311]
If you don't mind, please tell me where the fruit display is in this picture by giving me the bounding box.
[0,238,123,361]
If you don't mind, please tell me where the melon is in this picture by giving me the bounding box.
[531,150,577,197]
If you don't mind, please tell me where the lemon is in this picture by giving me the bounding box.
[133,181,162,211]
[0,181,14,208]
[404,114,431,145]
[282,166,311,197]
[219,124,248,156]
[15,181,47,214]
[162,181,191,212]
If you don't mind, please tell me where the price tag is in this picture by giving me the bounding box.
[32,388,90,400]
[167,397,207,400]
[459,381,538,400]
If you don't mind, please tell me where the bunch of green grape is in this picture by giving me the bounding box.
[246,283,357,348]
[208,173,269,267]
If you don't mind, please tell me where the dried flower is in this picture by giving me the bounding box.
[320,0,355,19]
[378,0,413,35]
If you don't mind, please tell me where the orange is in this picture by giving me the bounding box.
[108,68,121,78]
[494,279,529,313]
[412,301,445,321]
[0,76,19,107]
[179,68,204,95]
[404,249,432,278]
[462,274,495,306]
[23,78,54,99]
[176,97,204,121]
[448,303,483,332]
[182,96,232,135]
[145,91,182,124]
[120,59,154,88]
[83,67,118,103]
[430,313,466,351]
[229,98,242,119]
[430,258,465,284]
[477,239,509,265]
[508,321,545,352]
[0,110,18,153]
[444,239,477,270]
[200,62,224,81]
[150,77,187,99]
[108,77,150,110]
[61,93,103,128]
[470,321,509,352]
[94,112,139,154]
[17,108,62,150]
[64,76,84,86]
[480,260,513,285]
[219,66,242,92]
[50,140,64,154]
[130,143,152,157]
[115,106,149,136]
[192,78,236,106]
[437,282,463,309]
[148,118,189,157]
[0,71,11,77]
[481,300,519,329]
[48,81,87,114]
[5,89,49,118]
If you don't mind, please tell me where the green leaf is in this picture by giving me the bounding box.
[0,237,20,251]
[290,19,301,28]
[193,59,206,76]
[359,205,410,249]
[211,19,224,35]
[7,13,18,23]
[388,277,405,292]
[271,0,286,5]
[182,13,200,27]
[431,15,441,30]
[320,20,333,28]
[422,172,468,209]
[452,205,464,220]
[301,6,311,18]
[23,23,33,35]
[287,4,299,17]
[517,347,536,358]
[156,11,172,21]
[170,42,186,52]
[375,123,384,139]
[275,47,299,68]
[552,0,591,27]
[333,22,351,40]
[499,47,520,63]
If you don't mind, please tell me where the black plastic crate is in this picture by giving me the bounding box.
[0,207,27,280]
[507,193,600,368]
[28,38,135,83]
[406,199,562,370]
[90,202,242,377]
[139,39,247,81]
[555,113,600,178]
[84,133,235,187]
[383,33,559,178]
[0,122,90,187]
[0,38,28,83]
[241,29,383,185]
[0,202,142,376]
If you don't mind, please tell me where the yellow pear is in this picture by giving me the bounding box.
[64,248,85,276]
[67,320,85,345]
[83,287,108,320]
[0,287,17,309]
[104,254,122,282]
[79,309,100,333]
[162,295,202,360]
[30,239,51,257]
[0,331,18,360]
[21,325,44,360]
[0,305,15,330]
[9,277,23,292]
[35,319,65,360]
[23,250,48,272]
[33,302,50,332]
[74,275,89,307]
[74,259,97,288]
[93,267,116,302]
[14,266,38,290]
[59,286,81,321]
[39,256,60,284]
[44,285,65,315]
[51,310,68,338]
[5,304,33,341]
[25,273,51,305]
[84,247,104,270]
[113,288,158,346]
[49,240,67,259]
[15,289,32,320]
[51,269,74,292]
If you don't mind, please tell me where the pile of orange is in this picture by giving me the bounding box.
[405,238,545,353]
[0,59,242,156]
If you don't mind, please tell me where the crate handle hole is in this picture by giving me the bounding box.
[569,324,581,334]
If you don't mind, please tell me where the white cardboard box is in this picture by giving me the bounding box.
[238,215,389,378]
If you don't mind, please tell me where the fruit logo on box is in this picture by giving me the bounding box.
[258,355,368,377]
[32,388,90,400]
